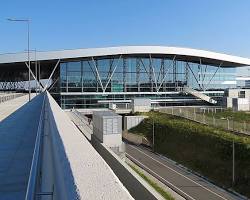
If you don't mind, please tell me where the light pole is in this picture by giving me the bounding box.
[152,118,155,152]
[7,18,31,102]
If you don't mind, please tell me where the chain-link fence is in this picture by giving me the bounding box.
[160,107,250,136]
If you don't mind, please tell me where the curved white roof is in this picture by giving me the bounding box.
[1,46,250,67]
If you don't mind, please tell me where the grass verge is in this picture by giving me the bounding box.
[205,108,250,123]
[128,163,175,200]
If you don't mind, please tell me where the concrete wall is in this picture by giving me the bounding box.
[131,98,151,113]
[226,88,250,98]
[91,135,163,200]
[232,98,250,111]
[222,97,233,108]
[124,115,147,130]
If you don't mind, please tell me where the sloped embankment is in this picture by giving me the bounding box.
[129,111,250,198]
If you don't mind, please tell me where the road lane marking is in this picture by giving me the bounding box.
[126,153,196,200]
[129,145,228,200]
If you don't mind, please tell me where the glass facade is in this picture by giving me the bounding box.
[59,56,238,109]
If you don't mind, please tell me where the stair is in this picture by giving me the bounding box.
[183,86,217,104]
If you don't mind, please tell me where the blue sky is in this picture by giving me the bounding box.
[1,0,250,57]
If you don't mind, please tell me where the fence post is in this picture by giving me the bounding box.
[244,121,246,133]
[194,108,196,121]
[232,140,235,187]
[203,113,205,124]
[213,116,215,126]
[227,118,230,130]
[172,107,174,115]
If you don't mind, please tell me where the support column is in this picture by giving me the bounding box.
[136,58,140,92]
[149,56,153,92]
[173,60,177,90]
[123,58,127,92]
[161,59,165,92]
[185,62,189,86]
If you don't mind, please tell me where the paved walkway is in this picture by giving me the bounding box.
[0,94,44,200]
[0,94,36,122]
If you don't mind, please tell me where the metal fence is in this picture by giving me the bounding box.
[160,107,250,136]
[0,93,26,104]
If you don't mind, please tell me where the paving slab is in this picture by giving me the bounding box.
[0,94,44,200]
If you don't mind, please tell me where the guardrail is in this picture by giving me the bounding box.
[0,93,26,103]
[25,93,46,200]
[160,107,250,136]
[72,109,93,128]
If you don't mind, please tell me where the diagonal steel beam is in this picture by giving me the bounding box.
[25,62,44,89]
[91,57,104,92]
[157,55,176,92]
[149,54,158,91]
[205,62,223,90]
[44,59,60,90]
[103,55,122,92]
[186,62,202,90]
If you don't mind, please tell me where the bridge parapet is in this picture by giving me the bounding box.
[26,92,133,200]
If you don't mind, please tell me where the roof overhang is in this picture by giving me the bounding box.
[1,46,250,67]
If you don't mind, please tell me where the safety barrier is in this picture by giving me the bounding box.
[160,107,250,136]
[25,93,46,200]
[0,93,26,103]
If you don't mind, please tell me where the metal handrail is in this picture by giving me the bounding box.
[25,93,46,200]
[73,109,93,129]
[0,93,26,104]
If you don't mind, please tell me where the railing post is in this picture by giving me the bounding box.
[203,113,205,124]
[213,116,215,126]
[244,121,246,133]
[193,108,196,121]
[172,107,174,115]
[227,118,230,130]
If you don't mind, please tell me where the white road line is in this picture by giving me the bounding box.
[126,153,196,200]
[129,145,228,200]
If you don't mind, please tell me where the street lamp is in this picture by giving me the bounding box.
[7,18,31,102]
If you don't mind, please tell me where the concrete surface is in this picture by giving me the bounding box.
[0,94,35,122]
[126,158,185,200]
[91,135,163,200]
[0,94,44,200]
[126,144,243,200]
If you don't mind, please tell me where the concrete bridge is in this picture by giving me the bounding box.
[0,92,161,200]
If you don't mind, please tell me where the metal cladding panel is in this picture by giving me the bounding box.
[1,46,250,67]
[93,111,122,136]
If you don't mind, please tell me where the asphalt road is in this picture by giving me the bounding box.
[126,144,243,200]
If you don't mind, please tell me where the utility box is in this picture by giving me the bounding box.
[131,98,151,113]
[232,98,250,111]
[93,111,122,147]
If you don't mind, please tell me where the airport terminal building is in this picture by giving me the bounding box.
[0,46,250,109]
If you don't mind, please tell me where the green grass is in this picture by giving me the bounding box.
[205,108,250,123]
[128,163,175,200]
[129,111,250,198]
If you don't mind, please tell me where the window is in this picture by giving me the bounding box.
[238,91,245,98]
